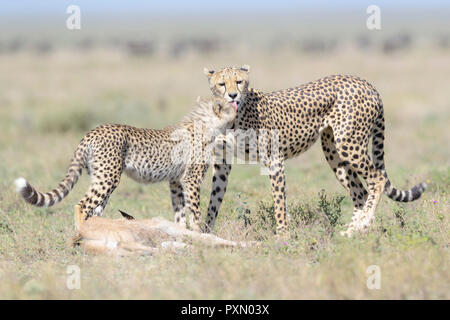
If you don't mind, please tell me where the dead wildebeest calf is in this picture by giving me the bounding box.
[72,205,258,256]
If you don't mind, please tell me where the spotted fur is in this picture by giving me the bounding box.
[15,96,237,231]
[203,66,427,236]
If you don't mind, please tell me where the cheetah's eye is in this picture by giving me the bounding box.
[218,82,225,87]
[236,80,242,85]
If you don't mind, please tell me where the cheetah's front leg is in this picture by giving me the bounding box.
[203,134,233,233]
[204,163,231,233]
[170,180,186,226]
[180,165,208,232]
[267,158,288,235]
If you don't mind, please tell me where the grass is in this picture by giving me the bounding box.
[0,47,448,299]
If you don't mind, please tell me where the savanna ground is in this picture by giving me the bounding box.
[0,17,449,298]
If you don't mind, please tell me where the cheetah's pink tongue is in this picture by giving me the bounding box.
[231,101,238,112]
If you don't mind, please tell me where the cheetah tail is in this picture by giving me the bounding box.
[372,111,427,202]
[384,180,427,202]
[14,158,82,208]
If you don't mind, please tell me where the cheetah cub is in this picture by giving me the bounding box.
[15,96,238,231]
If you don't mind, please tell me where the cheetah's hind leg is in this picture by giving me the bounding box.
[334,149,386,237]
[77,154,123,219]
[320,127,369,237]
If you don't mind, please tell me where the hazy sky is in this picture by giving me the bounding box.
[1,0,448,39]
[1,0,449,16]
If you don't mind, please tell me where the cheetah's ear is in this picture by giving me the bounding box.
[74,204,87,231]
[240,65,250,73]
[119,210,135,220]
[203,67,215,78]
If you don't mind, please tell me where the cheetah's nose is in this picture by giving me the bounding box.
[228,93,237,99]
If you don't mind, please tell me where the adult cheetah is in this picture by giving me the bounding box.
[15,96,238,231]
[203,66,427,236]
